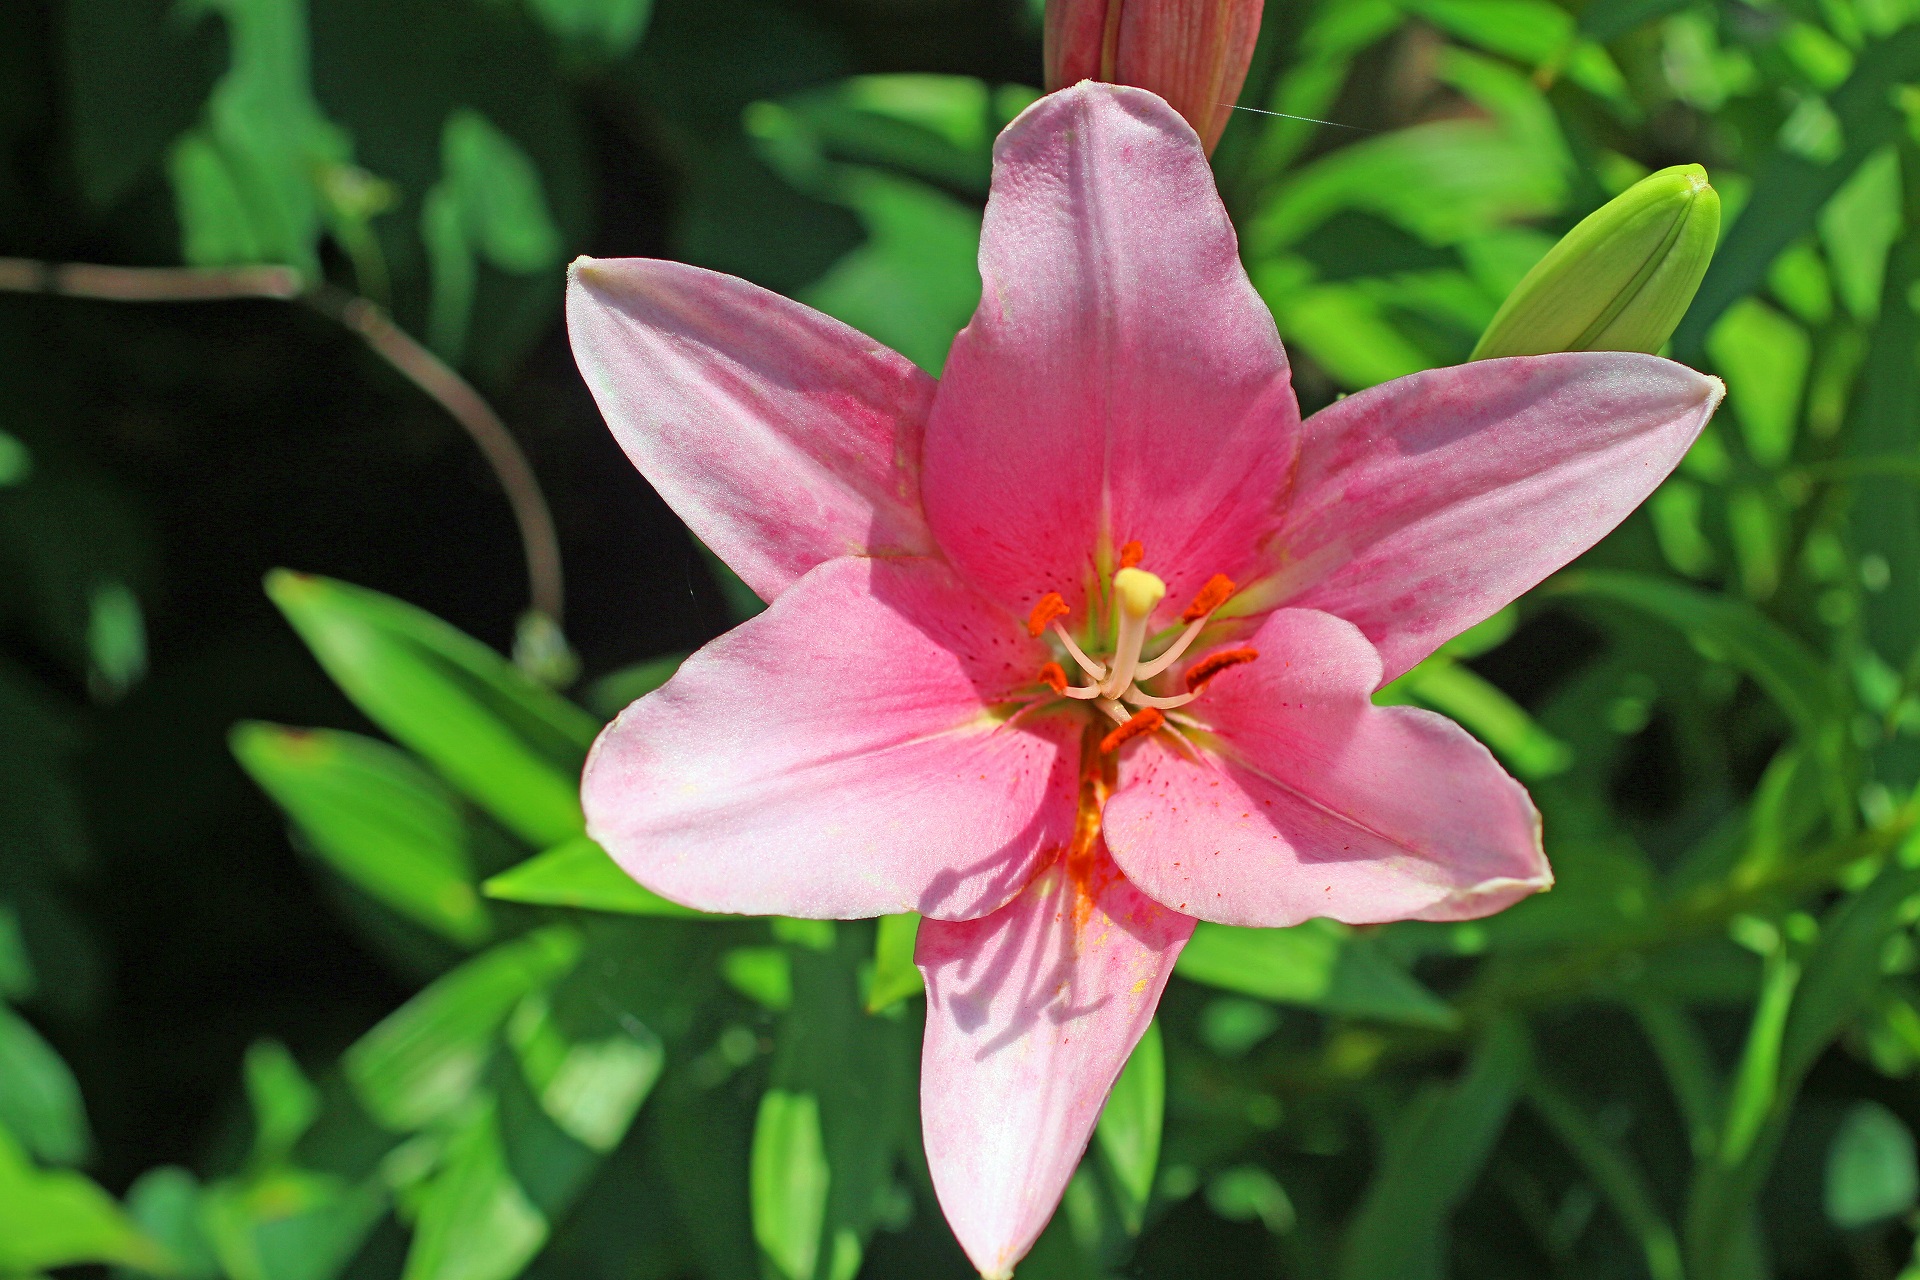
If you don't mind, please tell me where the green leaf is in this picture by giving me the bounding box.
[1547,571,1842,742]
[243,1040,319,1166]
[796,167,982,375]
[1819,145,1903,323]
[582,653,685,721]
[232,723,493,946]
[1674,25,1920,356]
[346,926,583,1132]
[862,912,922,1013]
[1706,298,1810,469]
[722,947,794,1012]
[1176,921,1459,1029]
[122,1166,218,1280]
[0,1004,90,1165]
[1719,946,1800,1167]
[1338,1020,1530,1280]
[520,0,653,56]
[505,993,662,1153]
[1204,1165,1296,1235]
[0,1122,166,1273]
[402,1100,547,1280]
[1526,1074,1683,1280]
[198,1167,386,1280]
[482,836,711,918]
[265,571,596,847]
[751,1089,835,1280]
[1094,1020,1164,1236]
[423,109,565,362]
[1379,657,1573,779]
[1826,1100,1918,1229]
[0,903,30,999]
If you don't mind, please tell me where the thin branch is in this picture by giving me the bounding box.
[0,256,564,625]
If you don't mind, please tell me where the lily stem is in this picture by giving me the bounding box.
[0,256,564,625]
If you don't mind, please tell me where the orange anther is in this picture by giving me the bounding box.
[1180,573,1237,622]
[1184,646,1259,692]
[1027,592,1069,637]
[1118,540,1145,569]
[1099,707,1165,754]
[1038,662,1068,694]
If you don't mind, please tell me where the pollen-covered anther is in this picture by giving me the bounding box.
[1027,592,1070,638]
[1099,706,1165,754]
[1180,573,1237,623]
[1038,662,1068,694]
[1118,539,1145,569]
[1185,646,1259,692]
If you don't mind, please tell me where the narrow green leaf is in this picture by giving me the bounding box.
[1706,298,1810,469]
[863,913,922,1013]
[242,1040,319,1166]
[751,1089,832,1280]
[1527,1074,1683,1280]
[265,571,596,847]
[0,1123,166,1273]
[1720,946,1800,1166]
[481,836,710,918]
[1205,1165,1296,1235]
[122,1166,218,1279]
[1094,1020,1164,1236]
[505,994,662,1154]
[722,947,794,1012]
[0,1005,90,1166]
[1548,571,1842,741]
[345,926,582,1132]
[232,723,492,946]
[1826,1101,1918,1229]
[402,1100,547,1280]
[1338,1020,1530,1280]
[1176,920,1458,1029]
[198,1167,386,1280]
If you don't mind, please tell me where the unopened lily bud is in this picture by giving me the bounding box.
[1044,0,1265,153]
[1471,164,1720,361]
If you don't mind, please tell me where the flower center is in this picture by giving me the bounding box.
[1027,541,1257,754]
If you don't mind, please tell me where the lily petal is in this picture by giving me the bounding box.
[567,256,939,602]
[1103,609,1547,927]
[1257,352,1723,683]
[922,82,1298,621]
[918,842,1194,1279]
[582,557,1078,921]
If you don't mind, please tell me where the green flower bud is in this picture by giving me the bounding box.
[1471,164,1720,360]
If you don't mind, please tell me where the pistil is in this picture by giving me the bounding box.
[1100,567,1166,698]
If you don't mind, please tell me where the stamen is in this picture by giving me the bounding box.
[1135,572,1240,681]
[1096,698,1132,725]
[1027,592,1069,638]
[1181,574,1237,623]
[1121,687,1198,710]
[1101,567,1167,698]
[1099,706,1165,753]
[1185,646,1259,692]
[1038,662,1067,693]
[1118,540,1144,569]
[1052,622,1107,682]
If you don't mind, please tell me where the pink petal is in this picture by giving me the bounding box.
[921,83,1299,623]
[582,557,1078,921]
[567,257,939,602]
[1257,353,1723,683]
[1102,609,1547,927]
[918,842,1193,1278]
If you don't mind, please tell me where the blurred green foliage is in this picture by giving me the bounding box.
[12,0,1920,1277]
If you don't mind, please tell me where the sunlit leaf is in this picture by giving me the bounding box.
[232,723,493,946]
[346,926,583,1131]
[265,571,596,847]
[402,1100,547,1280]
[0,1005,90,1165]
[482,835,710,918]
[0,1122,166,1273]
[862,912,922,1013]
[1826,1100,1918,1229]
[1176,921,1458,1029]
[1095,1020,1164,1236]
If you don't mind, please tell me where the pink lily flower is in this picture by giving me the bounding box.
[567,83,1722,1278]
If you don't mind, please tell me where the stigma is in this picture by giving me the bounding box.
[1028,546,1256,752]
